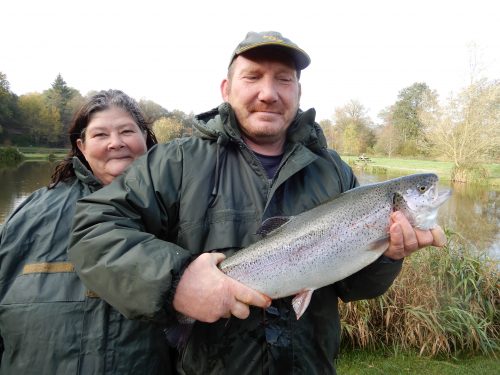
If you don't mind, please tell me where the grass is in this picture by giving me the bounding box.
[342,156,500,186]
[336,231,499,373]
[0,146,67,161]
[336,350,499,374]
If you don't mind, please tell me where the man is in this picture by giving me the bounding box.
[69,31,445,374]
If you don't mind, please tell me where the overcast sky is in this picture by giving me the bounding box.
[1,0,498,122]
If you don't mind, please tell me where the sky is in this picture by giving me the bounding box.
[1,0,499,122]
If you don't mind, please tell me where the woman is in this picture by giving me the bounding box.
[0,90,172,374]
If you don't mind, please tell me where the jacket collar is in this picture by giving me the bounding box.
[194,103,328,152]
[72,157,103,189]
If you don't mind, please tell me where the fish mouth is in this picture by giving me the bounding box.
[430,185,452,207]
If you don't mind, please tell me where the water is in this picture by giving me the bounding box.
[1,161,499,260]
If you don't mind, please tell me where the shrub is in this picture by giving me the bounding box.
[0,147,25,163]
[339,230,499,357]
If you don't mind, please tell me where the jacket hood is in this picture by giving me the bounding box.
[194,103,328,152]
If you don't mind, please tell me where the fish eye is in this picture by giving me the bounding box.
[418,185,428,192]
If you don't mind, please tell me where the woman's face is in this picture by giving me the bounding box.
[76,106,147,185]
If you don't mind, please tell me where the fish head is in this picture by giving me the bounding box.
[393,173,452,230]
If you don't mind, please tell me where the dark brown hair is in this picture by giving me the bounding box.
[49,89,157,188]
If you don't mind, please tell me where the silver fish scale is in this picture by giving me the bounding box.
[219,173,446,300]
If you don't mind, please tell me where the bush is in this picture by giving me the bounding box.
[0,147,25,163]
[452,164,489,184]
[339,230,499,357]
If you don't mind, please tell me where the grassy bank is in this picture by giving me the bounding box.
[336,231,499,372]
[17,147,68,160]
[336,350,499,374]
[342,156,500,187]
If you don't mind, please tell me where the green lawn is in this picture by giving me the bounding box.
[336,350,499,374]
[342,156,500,186]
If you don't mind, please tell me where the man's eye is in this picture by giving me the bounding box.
[93,133,107,138]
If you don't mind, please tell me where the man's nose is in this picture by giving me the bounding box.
[257,77,279,102]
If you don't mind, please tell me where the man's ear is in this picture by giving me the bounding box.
[298,82,302,100]
[221,79,229,101]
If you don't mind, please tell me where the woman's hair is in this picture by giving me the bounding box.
[49,89,157,188]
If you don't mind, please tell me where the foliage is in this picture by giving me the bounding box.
[138,99,170,122]
[392,82,437,144]
[420,78,500,173]
[0,72,20,143]
[0,147,24,163]
[17,93,61,146]
[329,100,375,155]
[43,74,82,145]
[152,116,184,143]
[339,231,500,357]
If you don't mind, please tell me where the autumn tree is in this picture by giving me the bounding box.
[421,78,499,181]
[18,93,61,145]
[373,107,400,157]
[138,99,170,122]
[43,74,81,145]
[332,100,374,155]
[152,116,184,143]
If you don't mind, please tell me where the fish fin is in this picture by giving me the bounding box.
[368,236,390,251]
[257,216,292,236]
[292,289,314,320]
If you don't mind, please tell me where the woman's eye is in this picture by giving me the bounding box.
[122,129,135,134]
[93,133,106,138]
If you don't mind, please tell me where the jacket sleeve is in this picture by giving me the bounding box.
[68,143,192,323]
[335,255,403,302]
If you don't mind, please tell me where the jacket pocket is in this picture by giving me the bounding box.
[2,261,87,304]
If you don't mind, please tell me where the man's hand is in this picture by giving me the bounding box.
[172,252,271,323]
[384,211,447,260]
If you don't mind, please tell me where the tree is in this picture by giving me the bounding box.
[0,72,19,141]
[391,82,438,155]
[18,93,61,145]
[152,117,184,143]
[421,78,499,172]
[138,99,170,122]
[332,100,375,155]
[43,74,80,144]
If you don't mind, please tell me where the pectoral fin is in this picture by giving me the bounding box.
[292,289,314,320]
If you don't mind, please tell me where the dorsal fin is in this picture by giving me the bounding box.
[257,216,292,236]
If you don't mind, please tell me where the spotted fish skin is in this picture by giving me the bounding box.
[219,173,451,318]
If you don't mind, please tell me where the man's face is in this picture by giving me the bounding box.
[221,53,301,153]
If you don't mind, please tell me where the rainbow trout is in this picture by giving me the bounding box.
[219,173,451,319]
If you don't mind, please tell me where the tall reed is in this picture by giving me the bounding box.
[339,230,499,356]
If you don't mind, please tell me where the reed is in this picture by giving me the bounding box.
[339,230,499,357]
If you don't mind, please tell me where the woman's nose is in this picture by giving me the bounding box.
[108,133,125,149]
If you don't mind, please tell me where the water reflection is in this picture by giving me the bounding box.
[0,161,55,223]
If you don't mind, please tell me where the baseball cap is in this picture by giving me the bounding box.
[229,31,311,70]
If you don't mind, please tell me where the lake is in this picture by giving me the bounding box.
[1,161,499,260]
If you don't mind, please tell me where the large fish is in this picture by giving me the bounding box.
[219,173,451,319]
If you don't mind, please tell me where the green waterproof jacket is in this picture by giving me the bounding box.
[69,103,402,374]
[0,158,173,374]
